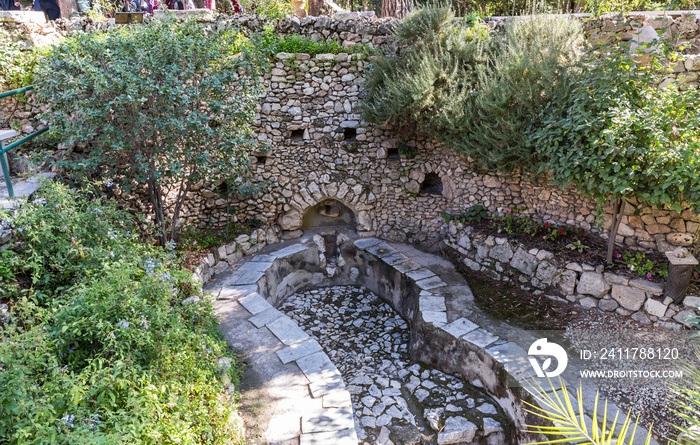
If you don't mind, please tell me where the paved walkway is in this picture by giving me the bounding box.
[209,243,358,445]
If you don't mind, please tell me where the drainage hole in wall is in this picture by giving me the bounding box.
[290,129,305,141]
[343,128,357,141]
[419,173,443,196]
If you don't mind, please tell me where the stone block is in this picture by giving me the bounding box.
[301,407,355,433]
[552,270,577,296]
[442,318,479,338]
[611,285,646,311]
[489,244,514,263]
[462,329,498,348]
[300,428,358,445]
[535,261,557,285]
[422,311,447,326]
[645,298,668,318]
[598,298,619,312]
[683,296,700,308]
[266,316,310,345]
[629,278,663,296]
[238,292,272,315]
[437,416,477,444]
[420,295,447,312]
[276,337,323,364]
[249,307,284,328]
[577,272,611,298]
[510,248,537,276]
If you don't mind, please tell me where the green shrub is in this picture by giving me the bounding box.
[530,43,700,262]
[0,28,39,90]
[363,5,582,172]
[0,182,242,444]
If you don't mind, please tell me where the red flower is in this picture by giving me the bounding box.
[560,228,565,234]
[580,231,584,236]
[545,223,550,227]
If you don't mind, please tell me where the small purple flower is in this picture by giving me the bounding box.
[646,273,652,278]
[616,254,621,258]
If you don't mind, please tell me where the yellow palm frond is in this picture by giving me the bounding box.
[522,377,653,445]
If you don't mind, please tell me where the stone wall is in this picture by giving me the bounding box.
[2,11,700,253]
[444,221,700,330]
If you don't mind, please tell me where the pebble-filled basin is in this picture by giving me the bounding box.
[280,285,509,444]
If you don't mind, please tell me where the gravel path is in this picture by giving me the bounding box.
[280,286,509,444]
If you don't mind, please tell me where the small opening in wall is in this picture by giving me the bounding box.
[420,172,443,196]
[255,155,267,165]
[290,129,305,141]
[343,128,357,141]
[214,181,229,197]
[387,148,400,160]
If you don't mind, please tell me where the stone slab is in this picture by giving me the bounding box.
[249,307,284,328]
[415,275,448,291]
[239,292,272,315]
[420,295,447,312]
[250,254,277,262]
[406,268,436,281]
[276,337,323,364]
[422,311,448,326]
[239,261,274,272]
[353,237,382,250]
[381,252,410,267]
[366,242,397,258]
[301,408,356,434]
[300,428,358,445]
[309,374,347,398]
[227,270,265,286]
[271,244,309,259]
[217,284,258,300]
[443,318,479,338]
[323,390,352,408]
[392,259,422,273]
[462,329,499,348]
[266,316,310,346]
[295,351,341,381]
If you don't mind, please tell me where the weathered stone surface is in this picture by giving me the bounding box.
[510,248,537,275]
[645,298,668,318]
[598,298,619,312]
[437,416,477,444]
[489,244,514,263]
[629,279,663,295]
[552,270,577,296]
[535,261,558,286]
[611,285,646,311]
[577,272,611,298]
[683,296,700,308]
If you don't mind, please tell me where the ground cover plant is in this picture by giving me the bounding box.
[0,182,242,444]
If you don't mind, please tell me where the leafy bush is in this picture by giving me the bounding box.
[0,28,39,90]
[363,5,582,172]
[0,182,242,444]
[530,43,700,262]
[35,18,262,246]
[240,0,291,18]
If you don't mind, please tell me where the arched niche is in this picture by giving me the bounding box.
[302,199,356,229]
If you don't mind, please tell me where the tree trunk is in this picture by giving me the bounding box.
[308,0,322,16]
[606,198,626,265]
[381,0,410,18]
[148,176,167,247]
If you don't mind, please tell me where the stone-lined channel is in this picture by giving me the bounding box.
[280,285,507,444]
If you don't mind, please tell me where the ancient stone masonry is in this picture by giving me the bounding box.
[444,220,700,330]
[2,12,700,251]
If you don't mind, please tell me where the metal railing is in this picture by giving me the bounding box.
[0,85,49,199]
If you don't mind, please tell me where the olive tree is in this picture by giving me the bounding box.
[531,44,700,263]
[36,18,262,245]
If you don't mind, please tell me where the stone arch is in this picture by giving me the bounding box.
[277,181,371,233]
[302,199,356,229]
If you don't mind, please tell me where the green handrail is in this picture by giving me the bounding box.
[1,84,48,199]
[0,85,34,99]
